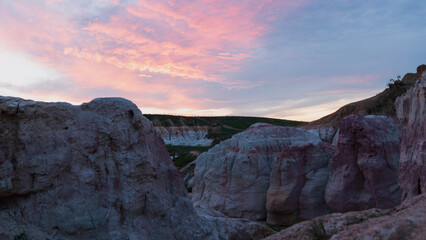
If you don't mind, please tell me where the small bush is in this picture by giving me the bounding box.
[309,219,329,240]
[267,223,283,232]
[185,183,192,193]
[14,232,28,240]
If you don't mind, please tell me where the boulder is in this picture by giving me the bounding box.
[325,114,401,212]
[396,71,426,200]
[266,142,334,225]
[263,194,426,240]
[192,123,334,222]
[0,97,273,240]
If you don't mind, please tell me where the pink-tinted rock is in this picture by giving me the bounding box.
[263,194,426,240]
[395,71,426,200]
[266,142,334,225]
[193,123,334,222]
[325,114,401,212]
[0,97,273,240]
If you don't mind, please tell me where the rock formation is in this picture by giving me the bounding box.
[0,97,273,240]
[154,126,213,146]
[396,71,426,200]
[192,123,334,222]
[263,193,426,240]
[303,65,425,143]
[325,114,402,212]
[266,142,334,225]
[264,67,426,240]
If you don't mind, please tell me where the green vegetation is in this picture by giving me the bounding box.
[146,115,306,128]
[166,145,211,169]
[173,153,198,168]
[185,183,192,193]
[309,219,329,240]
[267,223,284,232]
[146,115,307,169]
[14,232,28,240]
[146,115,307,144]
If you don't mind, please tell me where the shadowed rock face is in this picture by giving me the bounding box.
[325,114,401,212]
[266,142,334,225]
[263,194,426,240]
[396,71,426,201]
[0,97,273,240]
[192,123,334,222]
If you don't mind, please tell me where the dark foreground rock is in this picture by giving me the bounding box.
[0,97,273,240]
[325,114,402,212]
[263,194,426,240]
[192,123,334,223]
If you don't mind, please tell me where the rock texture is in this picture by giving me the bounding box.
[0,97,273,240]
[325,115,401,212]
[396,71,426,200]
[155,126,213,146]
[266,143,334,225]
[263,194,426,240]
[192,123,334,222]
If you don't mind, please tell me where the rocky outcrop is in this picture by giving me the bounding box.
[192,123,334,222]
[396,71,426,201]
[303,65,426,143]
[325,115,401,212]
[0,97,273,240]
[263,194,426,240]
[155,126,213,146]
[266,143,334,225]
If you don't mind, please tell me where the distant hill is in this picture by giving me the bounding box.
[144,115,306,171]
[303,64,426,142]
[145,115,307,144]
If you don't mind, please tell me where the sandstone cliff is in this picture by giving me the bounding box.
[0,97,273,240]
[192,123,334,223]
[263,67,426,239]
[396,70,426,200]
[325,115,402,212]
[154,126,213,146]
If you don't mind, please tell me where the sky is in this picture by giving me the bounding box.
[0,0,425,121]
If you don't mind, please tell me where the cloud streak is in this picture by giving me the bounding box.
[0,0,425,120]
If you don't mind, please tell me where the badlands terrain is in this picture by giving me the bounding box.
[0,65,425,239]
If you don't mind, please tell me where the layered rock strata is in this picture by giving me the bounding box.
[154,126,213,146]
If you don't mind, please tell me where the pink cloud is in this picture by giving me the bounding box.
[0,0,305,113]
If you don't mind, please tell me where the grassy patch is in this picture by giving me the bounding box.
[267,224,284,232]
[173,153,198,168]
[309,219,329,240]
[14,232,28,240]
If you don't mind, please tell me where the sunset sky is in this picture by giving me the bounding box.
[0,0,425,121]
